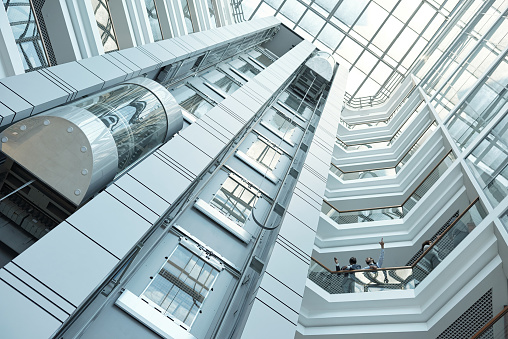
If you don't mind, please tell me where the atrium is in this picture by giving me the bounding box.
[0,0,506,338]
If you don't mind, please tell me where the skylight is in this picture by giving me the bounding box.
[242,0,461,108]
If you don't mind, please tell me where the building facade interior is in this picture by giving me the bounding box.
[0,0,507,338]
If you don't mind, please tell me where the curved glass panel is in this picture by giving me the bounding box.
[74,84,168,172]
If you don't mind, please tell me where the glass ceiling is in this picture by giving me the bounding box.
[242,0,462,108]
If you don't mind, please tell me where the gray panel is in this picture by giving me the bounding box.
[258,270,304,316]
[102,53,141,79]
[127,154,192,204]
[286,193,320,232]
[117,47,160,73]
[157,135,213,178]
[2,262,75,314]
[278,213,317,257]
[13,222,119,306]
[298,166,327,198]
[0,270,69,321]
[0,280,62,339]
[140,43,176,68]
[240,299,296,339]
[196,117,232,144]
[264,242,310,300]
[157,39,191,61]
[106,185,160,224]
[179,123,227,158]
[77,56,127,89]
[0,102,13,126]
[44,62,104,98]
[220,96,258,122]
[0,84,32,123]
[66,194,152,258]
[256,287,299,324]
[294,182,323,209]
[206,106,245,136]
[113,173,171,217]
[0,71,69,115]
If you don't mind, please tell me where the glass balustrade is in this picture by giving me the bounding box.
[324,151,455,224]
[413,199,486,283]
[337,100,426,151]
[331,122,438,181]
[339,86,417,130]
[310,199,486,294]
[471,305,508,339]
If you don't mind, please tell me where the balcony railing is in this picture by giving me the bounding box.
[471,305,508,339]
[323,150,456,224]
[337,100,426,151]
[331,122,438,181]
[340,85,417,130]
[309,198,486,294]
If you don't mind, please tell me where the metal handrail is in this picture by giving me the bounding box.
[336,100,426,148]
[471,305,508,339]
[324,150,454,213]
[341,84,418,128]
[332,121,437,175]
[411,198,479,267]
[311,197,481,274]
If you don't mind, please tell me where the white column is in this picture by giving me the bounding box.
[108,0,137,49]
[64,0,104,57]
[41,0,81,63]
[155,0,174,38]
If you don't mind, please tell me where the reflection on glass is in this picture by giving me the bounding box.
[207,0,217,28]
[501,210,508,232]
[144,0,163,41]
[278,91,313,117]
[73,84,168,172]
[142,246,219,327]
[181,0,194,33]
[446,56,508,150]
[324,152,456,224]
[413,199,486,283]
[466,113,508,207]
[90,0,119,52]
[171,85,214,119]
[210,176,258,225]
[309,199,486,294]
[248,49,274,67]
[246,138,281,170]
[230,59,260,79]
[201,70,240,94]
[2,0,48,71]
[261,109,297,143]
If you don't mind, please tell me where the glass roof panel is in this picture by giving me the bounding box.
[314,0,335,12]
[243,0,468,108]
[317,24,345,49]
[300,9,325,36]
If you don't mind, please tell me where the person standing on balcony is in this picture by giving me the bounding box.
[334,257,341,272]
[421,240,442,269]
[364,238,389,284]
[364,238,385,269]
[341,257,362,293]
